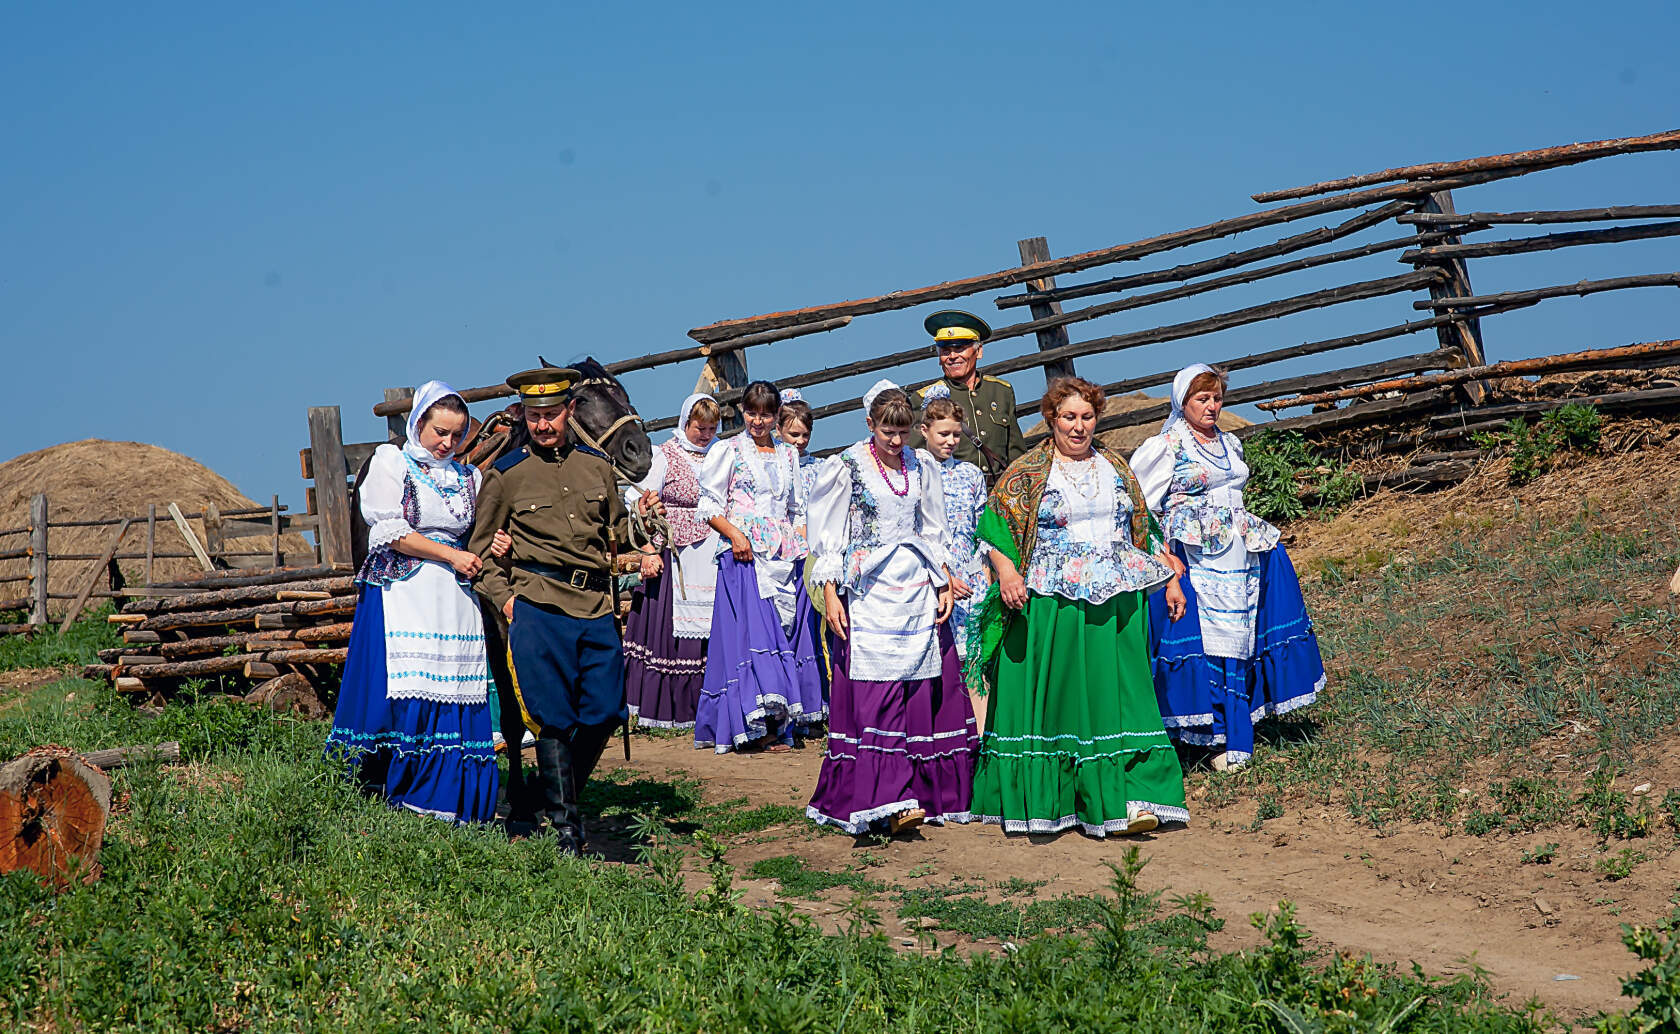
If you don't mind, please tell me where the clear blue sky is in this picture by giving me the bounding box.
[4,1,1677,508]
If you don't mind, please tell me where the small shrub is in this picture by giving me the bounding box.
[1596,848,1646,882]
[1521,843,1559,865]
[1476,403,1603,486]
[1595,923,1680,1033]
[1463,810,1504,837]
[1243,430,1363,523]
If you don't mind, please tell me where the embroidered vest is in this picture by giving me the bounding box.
[660,439,711,548]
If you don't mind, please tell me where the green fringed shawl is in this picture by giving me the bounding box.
[961,441,1165,698]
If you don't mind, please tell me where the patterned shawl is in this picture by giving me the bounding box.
[963,439,1158,696]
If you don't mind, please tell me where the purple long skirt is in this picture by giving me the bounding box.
[806,617,977,834]
[623,548,707,730]
[694,552,825,753]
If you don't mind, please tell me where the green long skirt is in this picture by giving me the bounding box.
[971,590,1188,836]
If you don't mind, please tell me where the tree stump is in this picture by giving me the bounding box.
[245,672,328,719]
[0,746,113,887]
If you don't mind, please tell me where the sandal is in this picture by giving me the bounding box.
[1122,811,1159,836]
[889,808,926,834]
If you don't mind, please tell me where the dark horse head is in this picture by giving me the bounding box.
[542,355,653,485]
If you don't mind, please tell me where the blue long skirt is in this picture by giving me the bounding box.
[1147,543,1324,766]
[326,586,500,822]
[694,552,825,753]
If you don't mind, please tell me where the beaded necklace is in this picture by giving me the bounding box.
[403,453,475,526]
[1054,452,1101,500]
[869,439,911,497]
[1188,425,1233,472]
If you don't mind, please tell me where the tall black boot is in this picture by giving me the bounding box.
[568,721,619,794]
[532,733,583,856]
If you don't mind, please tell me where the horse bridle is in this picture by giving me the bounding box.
[567,375,645,484]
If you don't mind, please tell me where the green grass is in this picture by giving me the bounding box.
[747,854,887,899]
[1219,511,1680,843]
[0,602,119,671]
[0,651,1566,1032]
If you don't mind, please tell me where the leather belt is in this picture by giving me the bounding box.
[514,559,612,593]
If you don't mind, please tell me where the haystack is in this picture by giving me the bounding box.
[1023,392,1252,454]
[0,440,312,617]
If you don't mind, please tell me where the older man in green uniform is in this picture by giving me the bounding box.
[907,310,1028,482]
[469,366,652,855]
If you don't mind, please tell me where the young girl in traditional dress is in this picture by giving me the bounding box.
[621,393,721,730]
[918,383,990,730]
[328,380,499,823]
[776,390,821,500]
[1130,364,1325,771]
[806,380,977,835]
[695,381,826,753]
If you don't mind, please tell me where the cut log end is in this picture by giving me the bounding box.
[0,747,113,888]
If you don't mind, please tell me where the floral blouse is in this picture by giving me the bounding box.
[1130,424,1280,554]
[938,456,988,590]
[696,433,808,562]
[1023,454,1174,603]
[808,444,951,591]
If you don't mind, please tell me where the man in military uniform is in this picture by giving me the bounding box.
[906,310,1029,482]
[469,367,653,855]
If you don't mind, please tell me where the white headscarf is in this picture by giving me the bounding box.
[674,392,717,455]
[1163,363,1215,433]
[862,378,899,413]
[405,380,469,468]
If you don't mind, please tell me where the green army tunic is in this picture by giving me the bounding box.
[469,442,630,620]
[908,374,1030,479]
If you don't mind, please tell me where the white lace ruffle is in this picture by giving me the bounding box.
[810,553,844,586]
[368,517,413,550]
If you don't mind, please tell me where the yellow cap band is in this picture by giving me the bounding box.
[520,381,571,397]
[934,326,980,343]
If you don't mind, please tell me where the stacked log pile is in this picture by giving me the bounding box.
[82,564,355,696]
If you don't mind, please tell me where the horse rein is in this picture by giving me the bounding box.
[567,378,681,593]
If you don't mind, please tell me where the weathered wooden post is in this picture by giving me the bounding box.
[144,504,156,586]
[382,387,414,443]
[27,495,47,627]
[1410,191,1487,402]
[270,494,282,568]
[307,407,355,568]
[1016,237,1077,384]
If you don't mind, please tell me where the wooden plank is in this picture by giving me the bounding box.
[677,269,1452,434]
[27,494,47,626]
[1016,237,1075,383]
[167,503,214,572]
[202,504,224,564]
[307,406,355,568]
[1398,205,1680,226]
[1401,220,1680,263]
[144,504,156,586]
[1259,339,1680,410]
[299,442,380,481]
[270,494,281,568]
[142,564,345,591]
[1410,191,1486,402]
[124,576,354,613]
[1416,272,1680,311]
[367,318,855,418]
[1240,387,1456,437]
[244,661,283,680]
[1016,349,1458,419]
[383,387,414,442]
[1427,386,1680,425]
[58,519,132,634]
[80,742,181,769]
[683,166,1548,344]
[121,630,162,644]
[995,202,1415,309]
[983,229,1454,345]
[1251,127,1680,203]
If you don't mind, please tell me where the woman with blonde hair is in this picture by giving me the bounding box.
[967,377,1188,837]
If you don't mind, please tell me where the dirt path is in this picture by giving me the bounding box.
[597,736,1656,1019]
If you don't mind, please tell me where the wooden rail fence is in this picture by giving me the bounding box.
[290,128,1680,566]
[0,496,316,637]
